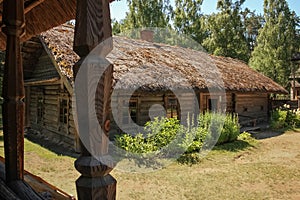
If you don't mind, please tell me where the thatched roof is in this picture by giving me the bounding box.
[0,0,115,50]
[39,25,287,94]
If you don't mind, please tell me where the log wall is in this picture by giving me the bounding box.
[198,92,269,126]
[26,84,76,150]
[109,90,197,137]
[26,83,271,149]
[235,93,269,126]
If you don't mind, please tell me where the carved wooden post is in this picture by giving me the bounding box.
[2,0,25,183]
[73,0,116,199]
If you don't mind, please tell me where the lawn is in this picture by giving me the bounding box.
[0,130,300,200]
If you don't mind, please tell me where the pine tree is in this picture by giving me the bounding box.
[249,0,298,87]
[202,0,250,62]
[173,0,206,44]
[241,9,264,52]
[121,0,172,31]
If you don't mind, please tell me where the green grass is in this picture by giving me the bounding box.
[0,131,300,200]
[0,132,78,196]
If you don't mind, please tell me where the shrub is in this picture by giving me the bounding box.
[237,131,252,141]
[145,117,181,150]
[115,117,183,155]
[197,112,240,145]
[115,133,155,154]
[116,112,241,165]
[271,108,300,129]
[271,108,287,129]
[219,113,240,144]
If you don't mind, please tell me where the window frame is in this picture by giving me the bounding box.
[166,97,179,119]
[36,93,44,124]
[58,96,69,132]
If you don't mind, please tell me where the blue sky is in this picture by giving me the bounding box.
[110,0,299,21]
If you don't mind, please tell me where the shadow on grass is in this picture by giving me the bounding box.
[213,140,254,152]
[25,132,78,159]
[0,135,3,142]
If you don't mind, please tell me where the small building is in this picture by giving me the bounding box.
[23,25,287,151]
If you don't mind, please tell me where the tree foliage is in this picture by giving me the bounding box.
[173,0,206,44]
[241,9,264,52]
[249,0,298,87]
[121,0,172,31]
[202,0,250,62]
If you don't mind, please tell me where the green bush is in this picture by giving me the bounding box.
[271,108,287,129]
[115,117,183,154]
[197,112,240,145]
[237,131,252,141]
[116,112,241,164]
[219,113,240,144]
[145,117,181,150]
[271,108,300,129]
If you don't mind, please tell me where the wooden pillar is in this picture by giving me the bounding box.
[2,0,26,183]
[73,0,116,199]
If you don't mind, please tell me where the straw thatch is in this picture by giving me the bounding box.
[39,25,287,94]
[0,0,115,50]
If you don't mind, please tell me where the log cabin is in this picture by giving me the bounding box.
[22,25,288,151]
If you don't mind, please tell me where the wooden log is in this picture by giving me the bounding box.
[43,109,58,117]
[44,95,58,100]
[44,99,58,105]
[43,116,59,124]
[73,0,116,199]
[45,90,59,95]
[2,0,26,183]
[44,104,58,111]
[44,85,60,90]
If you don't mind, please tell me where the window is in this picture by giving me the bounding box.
[208,98,218,112]
[59,98,69,125]
[122,99,138,124]
[37,96,44,124]
[166,97,178,118]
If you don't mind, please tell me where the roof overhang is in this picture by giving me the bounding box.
[0,0,116,50]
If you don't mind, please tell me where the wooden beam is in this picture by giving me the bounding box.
[24,0,45,14]
[73,0,116,199]
[2,0,26,183]
[0,0,45,23]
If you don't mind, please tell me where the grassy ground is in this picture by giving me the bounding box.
[0,133,79,196]
[0,130,300,200]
